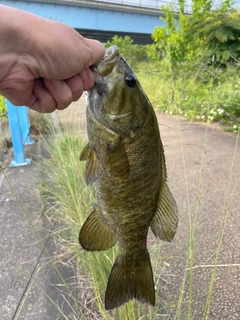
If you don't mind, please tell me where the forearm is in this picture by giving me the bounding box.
[0,5,40,81]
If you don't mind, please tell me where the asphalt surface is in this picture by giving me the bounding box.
[0,97,239,319]
[156,114,240,319]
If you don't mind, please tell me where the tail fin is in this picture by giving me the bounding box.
[105,251,155,310]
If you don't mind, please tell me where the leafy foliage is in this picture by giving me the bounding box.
[136,60,240,132]
[150,0,239,65]
[149,5,191,65]
[138,0,239,132]
[0,95,7,118]
[187,8,240,64]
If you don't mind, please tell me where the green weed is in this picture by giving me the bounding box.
[0,95,7,118]
[40,132,171,319]
[136,60,240,132]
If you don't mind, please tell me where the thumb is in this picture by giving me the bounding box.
[83,38,105,67]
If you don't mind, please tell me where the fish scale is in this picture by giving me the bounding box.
[79,45,178,310]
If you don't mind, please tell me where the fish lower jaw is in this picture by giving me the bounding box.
[106,111,132,120]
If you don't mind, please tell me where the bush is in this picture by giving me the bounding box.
[150,0,239,66]
[136,59,240,132]
[0,95,6,118]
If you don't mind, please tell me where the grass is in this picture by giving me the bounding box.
[39,109,239,318]
[1,57,240,319]
[40,133,169,319]
[136,60,240,132]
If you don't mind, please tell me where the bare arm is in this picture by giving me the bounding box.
[0,5,105,112]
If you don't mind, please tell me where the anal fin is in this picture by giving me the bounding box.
[79,204,117,251]
[151,182,178,242]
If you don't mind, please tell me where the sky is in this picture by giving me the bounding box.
[234,0,240,7]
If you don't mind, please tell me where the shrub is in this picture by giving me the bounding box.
[0,95,7,118]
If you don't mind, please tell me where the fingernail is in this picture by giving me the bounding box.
[79,69,88,80]
[51,79,63,88]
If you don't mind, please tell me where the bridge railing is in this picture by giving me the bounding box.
[93,0,221,13]
[94,0,192,13]
[42,0,191,13]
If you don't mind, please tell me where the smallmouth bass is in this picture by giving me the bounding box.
[79,45,178,310]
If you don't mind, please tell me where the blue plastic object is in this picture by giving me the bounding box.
[5,100,35,167]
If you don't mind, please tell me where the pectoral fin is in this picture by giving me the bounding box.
[79,204,117,251]
[151,182,178,242]
[80,143,102,185]
[106,138,130,179]
[79,142,91,161]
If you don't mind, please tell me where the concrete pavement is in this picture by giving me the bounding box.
[157,115,240,319]
[0,132,80,319]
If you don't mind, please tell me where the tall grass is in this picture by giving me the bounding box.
[40,132,170,319]
[136,60,240,132]
[40,115,239,319]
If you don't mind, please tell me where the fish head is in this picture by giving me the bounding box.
[90,45,149,138]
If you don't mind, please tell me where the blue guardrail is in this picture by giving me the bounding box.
[5,100,35,167]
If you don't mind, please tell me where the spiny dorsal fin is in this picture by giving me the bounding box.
[150,182,178,242]
[80,144,103,185]
[106,138,130,179]
[105,251,155,310]
[79,204,117,251]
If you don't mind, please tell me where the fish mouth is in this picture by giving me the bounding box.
[90,46,120,95]
[93,80,106,96]
[97,45,120,76]
[89,65,105,95]
[104,45,119,62]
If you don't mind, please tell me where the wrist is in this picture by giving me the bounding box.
[0,5,33,52]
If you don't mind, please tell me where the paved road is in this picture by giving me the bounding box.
[0,135,80,320]
[0,97,239,319]
[156,114,240,319]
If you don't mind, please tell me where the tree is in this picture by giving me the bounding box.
[149,0,238,66]
[149,4,189,65]
[187,8,240,64]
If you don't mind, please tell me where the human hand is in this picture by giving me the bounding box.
[0,5,105,112]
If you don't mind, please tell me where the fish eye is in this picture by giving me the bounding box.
[125,74,136,88]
